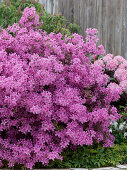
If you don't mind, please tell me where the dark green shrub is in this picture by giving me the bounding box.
[32,143,127,169]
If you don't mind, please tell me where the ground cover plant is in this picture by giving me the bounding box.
[0,6,124,169]
[0,0,80,35]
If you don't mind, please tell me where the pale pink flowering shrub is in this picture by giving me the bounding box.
[0,7,122,169]
[94,53,127,94]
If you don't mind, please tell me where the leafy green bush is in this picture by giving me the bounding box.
[0,0,80,35]
[31,143,127,169]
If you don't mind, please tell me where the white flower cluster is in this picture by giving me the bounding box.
[110,121,127,138]
[119,121,126,130]
[124,132,127,137]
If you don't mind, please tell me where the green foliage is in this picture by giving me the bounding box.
[0,1,17,28]
[0,0,81,35]
[32,143,127,169]
[68,23,81,34]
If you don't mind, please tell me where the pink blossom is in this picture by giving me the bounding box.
[94,59,105,68]
[103,54,113,63]
[114,55,126,63]
[107,83,123,101]
[114,68,127,82]
[106,59,119,71]
[119,80,127,92]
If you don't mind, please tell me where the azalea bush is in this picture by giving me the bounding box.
[94,54,127,97]
[0,0,80,35]
[0,7,123,170]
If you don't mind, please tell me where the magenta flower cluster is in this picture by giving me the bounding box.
[0,7,122,169]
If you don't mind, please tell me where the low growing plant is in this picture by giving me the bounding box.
[94,53,127,145]
[32,143,127,169]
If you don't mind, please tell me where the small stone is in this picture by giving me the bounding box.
[70,169,88,170]
[92,168,120,170]
[33,169,70,170]
[116,165,127,169]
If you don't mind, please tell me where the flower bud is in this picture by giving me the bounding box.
[17,5,21,16]
[6,0,10,6]
[42,4,45,9]
[31,0,35,4]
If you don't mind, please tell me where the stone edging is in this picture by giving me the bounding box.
[32,165,127,170]
[1,165,127,170]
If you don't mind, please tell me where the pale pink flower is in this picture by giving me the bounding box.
[114,68,127,81]
[106,59,119,71]
[119,80,127,93]
[94,59,105,68]
[103,54,113,63]
[114,55,126,63]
